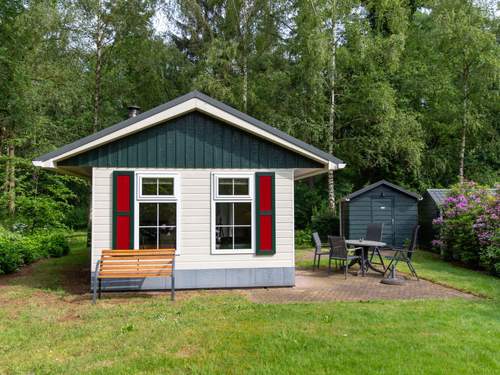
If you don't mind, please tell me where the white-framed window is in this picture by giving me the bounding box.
[212,173,253,254]
[137,173,179,200]
[135,173,179,251]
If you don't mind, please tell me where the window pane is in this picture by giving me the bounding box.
[233,178,249,195]
[216,226,233,249]
[216,203,233,225]
[234,227,251,249]
[139,228,157,249]
[159,203,176,226]
[142,178,157,195]
[218,178,233,195]
[158,178,174,195]
[234,203,251,225]
[159,227,176,249]
[139,203,157,226]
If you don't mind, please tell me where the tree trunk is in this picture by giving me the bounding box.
[241,0,249,113]
[459,67,468,184]
[93,10,104,133]
[242,56,248,113]
[6,144,15,216]
[327,0,337,214]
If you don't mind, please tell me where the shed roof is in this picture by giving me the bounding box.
[33,91,344,171]
[426,188,497,206]
[342,180,421,201]
[426,189,449,206]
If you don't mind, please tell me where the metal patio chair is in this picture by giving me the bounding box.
[328,236,365,279]
[384,225,420,280]
[366,223,386,270]
[312,232,330,270]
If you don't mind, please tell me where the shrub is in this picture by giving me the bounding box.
[0,230,23,275]
[433,181,499,275]
[0,228,71,274]
[295,228,313,248]
[311,207,339,240]
[44,231,70,258]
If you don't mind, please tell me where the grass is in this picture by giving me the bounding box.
[0,238,498,374]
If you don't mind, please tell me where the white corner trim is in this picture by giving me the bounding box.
[41,98,339,169]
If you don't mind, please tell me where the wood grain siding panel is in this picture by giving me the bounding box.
[61,112,321,169]
[91,168,295,272]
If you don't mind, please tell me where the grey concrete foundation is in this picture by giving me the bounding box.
[91,267,295,291]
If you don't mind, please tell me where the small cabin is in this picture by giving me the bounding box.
[33,91,345,291]
[341,180,420,247]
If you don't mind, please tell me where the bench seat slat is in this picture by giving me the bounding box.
[100,265,173,271]
[99,273,172,278]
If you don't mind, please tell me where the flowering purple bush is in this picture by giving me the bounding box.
[432,181,499,275]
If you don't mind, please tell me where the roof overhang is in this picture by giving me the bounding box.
[33,91,345,174]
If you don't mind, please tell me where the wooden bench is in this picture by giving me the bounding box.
[93,249,176,303]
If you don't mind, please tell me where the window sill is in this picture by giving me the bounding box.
[211,249,254,255]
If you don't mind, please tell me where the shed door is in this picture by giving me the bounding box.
[371,197,395,246]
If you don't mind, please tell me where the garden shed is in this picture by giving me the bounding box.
[419,188,497,249]
[32,91,345,291]
[418,189,448,249]
[340,180,420,247]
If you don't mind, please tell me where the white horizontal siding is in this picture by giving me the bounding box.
[91,168,295,271]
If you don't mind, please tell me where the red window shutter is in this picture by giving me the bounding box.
[256,172,275,255]
[112,171,134,249]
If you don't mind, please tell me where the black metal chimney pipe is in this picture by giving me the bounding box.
[127,105,141,118]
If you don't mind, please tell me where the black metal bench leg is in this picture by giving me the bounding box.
[98,279,102,299]
[171,276,175,301]
[92,278,97,304]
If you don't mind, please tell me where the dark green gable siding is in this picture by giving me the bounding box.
[342,185,418,247]
[59,111,323,169]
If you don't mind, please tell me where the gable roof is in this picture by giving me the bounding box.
[33,91,344,171]
[342,180,421,201]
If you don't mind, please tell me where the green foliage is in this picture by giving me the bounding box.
[311,207,340,240]
[0,227,70,274]
[433,182,499,275]
[295,228,313,249]
[43,231,71,258]
[0,229,23,274]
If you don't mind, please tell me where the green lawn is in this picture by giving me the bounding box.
[0,238,499,374]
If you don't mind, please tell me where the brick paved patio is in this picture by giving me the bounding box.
[243,269,475,303]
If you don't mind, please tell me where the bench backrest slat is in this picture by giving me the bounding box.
[97,249,176,279]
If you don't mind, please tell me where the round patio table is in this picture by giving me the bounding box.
[345,240,386,274]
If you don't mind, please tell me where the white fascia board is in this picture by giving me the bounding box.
[194,99,331,166]
[32,160,56,168]
[40,98,339,169]
[44,99,197,167]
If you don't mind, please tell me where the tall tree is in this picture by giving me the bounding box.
[430,0,498,184]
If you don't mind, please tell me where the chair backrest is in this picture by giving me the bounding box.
[406,225,420,259]
[365,223,383,242]
[328,236,348,258]
[312,232,322,254]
